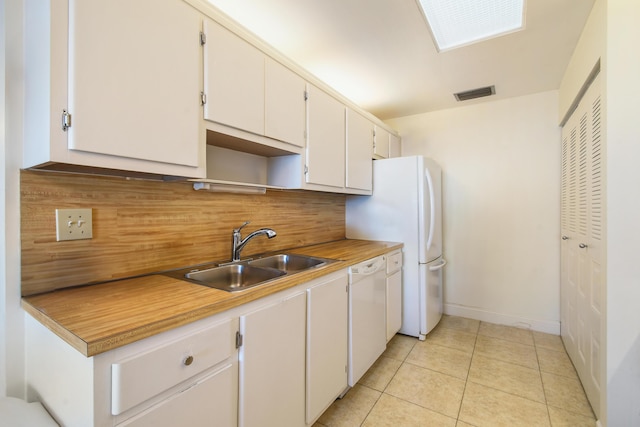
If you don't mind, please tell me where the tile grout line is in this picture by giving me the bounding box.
[533,338,555,427]
[358,336,418,426]
[452,322,480,424]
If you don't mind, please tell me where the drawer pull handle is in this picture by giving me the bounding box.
[184,355,194,366]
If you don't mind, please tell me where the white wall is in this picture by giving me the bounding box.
[0,0,6,396]
[605,0,640,425]
[387,91,561,333]
[2,0,25,398]
[558,0,605,123]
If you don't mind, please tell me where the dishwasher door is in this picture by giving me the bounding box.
[348,255,387,386]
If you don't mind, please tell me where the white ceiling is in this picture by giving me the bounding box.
[205,0,595,120]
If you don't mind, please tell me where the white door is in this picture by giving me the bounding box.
[306,85,345,188]
[238,293,306,427]
[420,257,445,338]
[306,275,348,424]
[265,58,306,147]
[345,109,374,191]
[373,126,389,158]
[203,17,265,135]
[68,0,201,167]
[386,270,402,341]
[560,73,603,418]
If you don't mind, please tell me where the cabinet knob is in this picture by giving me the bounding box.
[578,243,588,249]
[184,355,194,366]
[561,236,569,240]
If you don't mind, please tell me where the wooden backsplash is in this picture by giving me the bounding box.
[21,170,346,296]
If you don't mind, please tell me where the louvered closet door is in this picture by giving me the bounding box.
[560,72,603,418]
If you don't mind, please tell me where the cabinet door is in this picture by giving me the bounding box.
[68,0,201,167]
[373,126,389,158]
[389,134,401,158]
[238,293,306,427]
[345,109,373,191]
[306,85,345,188]
[118,363,238,427]
[265,58,306,148]
[386,270,402,341]
[306,275,348,424]
[203,17,265,135]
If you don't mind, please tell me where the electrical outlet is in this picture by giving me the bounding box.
[55,208,93,241]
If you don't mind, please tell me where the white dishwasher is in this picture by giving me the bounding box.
[348,255,387,386]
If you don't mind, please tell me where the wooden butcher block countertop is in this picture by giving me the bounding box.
[22,239,402,357]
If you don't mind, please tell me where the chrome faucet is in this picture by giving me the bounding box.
[231,221,277,262]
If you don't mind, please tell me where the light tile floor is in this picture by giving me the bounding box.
[314,315,597,427]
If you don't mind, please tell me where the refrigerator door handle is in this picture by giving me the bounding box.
[425,169,436,251]
[428,258,447,271]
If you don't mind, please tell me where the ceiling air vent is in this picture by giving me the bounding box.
[454,85,496,101]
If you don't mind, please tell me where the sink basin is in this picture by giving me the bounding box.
[162,253,335,292]
[249,254,329,272]
[185,264,285,292]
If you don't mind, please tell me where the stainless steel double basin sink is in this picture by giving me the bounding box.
[162,254,335,292]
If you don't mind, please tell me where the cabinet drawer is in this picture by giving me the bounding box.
[387,250,402,275]
[112,319,235,415]
[117,363,237,427]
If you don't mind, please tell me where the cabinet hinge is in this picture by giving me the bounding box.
[61,110,72,131]
[304,90,308,101]
[304,165,309,175]
[200,31,207,46]
[200,91,207,106]
[236,331,243,349]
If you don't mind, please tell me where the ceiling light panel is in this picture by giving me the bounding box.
[418,0,525,51]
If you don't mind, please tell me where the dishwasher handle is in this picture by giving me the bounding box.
[350,256,386,276]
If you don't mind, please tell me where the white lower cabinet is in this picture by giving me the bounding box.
[111,318,239,427]
[238,292,306,427]
[118,363,236,427]
[24,267,395,427]
[386,250,403,341]
[306,275,348,424]
[25,313,239,427]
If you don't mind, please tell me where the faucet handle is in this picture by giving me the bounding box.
[234,221,250,233]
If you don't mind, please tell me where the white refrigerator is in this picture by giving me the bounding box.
[346,156,445,339]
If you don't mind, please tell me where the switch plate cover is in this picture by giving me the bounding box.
[55,208,93,241]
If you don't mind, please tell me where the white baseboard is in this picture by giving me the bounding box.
[444,303,561,335]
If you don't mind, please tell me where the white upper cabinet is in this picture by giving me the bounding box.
[265,58,307,148]
[373,126,390,159]
[373,126,401,159]
[346,108,374,192]
[306,85,346,189]
[389,133,401,158]
[268,91,374,194]
[203,18,306,150]
[24,0,205,178]
[203,17,265,135]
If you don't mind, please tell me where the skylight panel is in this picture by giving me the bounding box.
[418,0,525,51]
